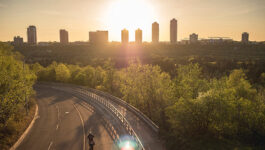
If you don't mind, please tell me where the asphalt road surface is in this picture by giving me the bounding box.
[72,86,165,150]
[17,84,165,150]
[17,85,117,150]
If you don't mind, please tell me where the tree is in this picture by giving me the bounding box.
[165,66,265,149]
[175,63,208,99]
[30,63,44,81]
[260,73,265,86]
[66,64,82,83]
[94,66,105,88]
[102,59,117,93]
[119,60,174,124]
[73,65,95,87]
[38,62,57,81]
[0,43,36,126]
[55,63,70,82]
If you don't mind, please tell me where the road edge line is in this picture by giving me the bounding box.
[10,104,39,150]
[73,104,86,150]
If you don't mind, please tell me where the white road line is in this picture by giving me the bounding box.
[55,105,60,131]
[48,141,53,150]
[55,105,60,121]
[73,104,86,150]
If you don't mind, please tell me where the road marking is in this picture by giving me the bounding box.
[73,104,86,150]
[48,141,53,150]
[55,105,60,131]
[55,105,60,121]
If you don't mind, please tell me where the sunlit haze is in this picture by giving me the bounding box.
[105,0,156,42]
[0,0,265,42]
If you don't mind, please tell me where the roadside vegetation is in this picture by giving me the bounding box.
[32,57,265,149]
[0,43,36,150]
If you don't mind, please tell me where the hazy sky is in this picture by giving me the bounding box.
[0,0,265,42]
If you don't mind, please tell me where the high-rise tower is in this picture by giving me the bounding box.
[135,28,142,44]
[121,29,129,44]
[170,18,177,44]
[152,22,159,43]
[60,29,69,44]
[27,25,37,44]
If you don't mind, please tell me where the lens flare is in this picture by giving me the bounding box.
[117,135,138,150]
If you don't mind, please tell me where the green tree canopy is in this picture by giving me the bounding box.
[166,65,265,149]
[119,60,174,124]
[0,43,36,126]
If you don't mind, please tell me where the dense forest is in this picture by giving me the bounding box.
[1,43,265,149]
[0,43,36,149]
[31,58,265,149]
[15,43,265,84]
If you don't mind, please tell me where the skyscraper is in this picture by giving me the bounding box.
[242,32,249,43]
[170,18,177,44]
[189,33,198,43]
[121,29,129,44]
[89,31,108,44]
[135,28,142,44]
[60,29,69,44]
[152,22,159,43]
[27,25,37,44]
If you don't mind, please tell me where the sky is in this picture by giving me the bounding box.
[0,0,265,42]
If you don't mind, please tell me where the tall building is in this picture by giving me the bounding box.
[27,25,37,44]
[60,29,69,44]
[89,30,108,44]
[242,32,249,43]
[121,29,129,44]
[152,22,159,43]
[170,18,177,44]
[13,36,23,45]
[189,33,198,43]
[135,28,142,44]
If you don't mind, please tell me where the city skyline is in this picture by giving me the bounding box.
[0,0,265,42]
[3,20,262,43]
[15,23,252,45]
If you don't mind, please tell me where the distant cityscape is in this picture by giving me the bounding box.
[12,18,255,46]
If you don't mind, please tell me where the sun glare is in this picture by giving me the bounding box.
[105,0,156,41]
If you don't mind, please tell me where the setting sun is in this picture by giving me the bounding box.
[105,0,156,41]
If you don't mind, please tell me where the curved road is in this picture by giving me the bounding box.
[17,85,118,150]
[17,84,165,150]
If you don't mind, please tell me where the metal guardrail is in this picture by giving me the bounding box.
[79,87,159,133]
[40,82,159,133]
[51,86,145,150]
